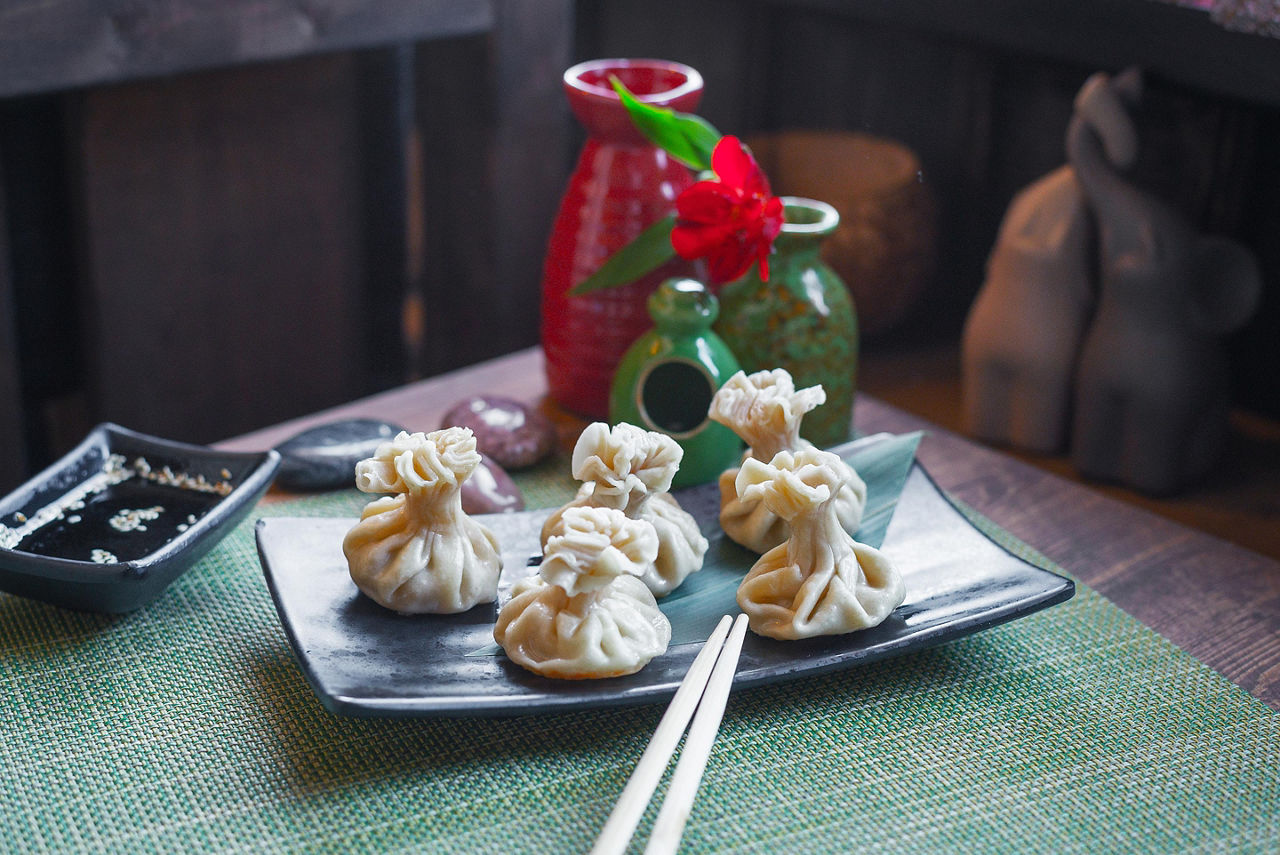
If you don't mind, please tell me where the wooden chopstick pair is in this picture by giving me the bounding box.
[591,614,750,855]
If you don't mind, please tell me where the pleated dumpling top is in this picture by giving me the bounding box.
[735,446,903,640]
[710,369,866,553]
[342,428,502,614]
[541,422,707,597]
[496,506,671,679]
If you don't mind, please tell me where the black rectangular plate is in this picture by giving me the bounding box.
[256,460,1074,717]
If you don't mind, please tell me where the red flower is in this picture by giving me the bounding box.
[670,136,785,283]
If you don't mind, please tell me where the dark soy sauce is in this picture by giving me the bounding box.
[16,479,222,563]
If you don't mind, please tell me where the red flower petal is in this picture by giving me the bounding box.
[761,196,785,240]
[669,137,784,284]
[675,181,739,224]
[707,238,756,283]
[710,136,751,186]
[671,221,736,260]
[711,136,772,197]
[756,253,771,282]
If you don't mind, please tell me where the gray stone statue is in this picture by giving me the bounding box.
[1067,71,1261,494]
[961,136,1094,453]
[962,71,1145,453]
[963,68,1261,494]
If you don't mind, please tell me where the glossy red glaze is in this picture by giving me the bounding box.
[541,59,702,419]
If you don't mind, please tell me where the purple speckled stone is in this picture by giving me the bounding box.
[461,454,525,515]
[442,396,555,470]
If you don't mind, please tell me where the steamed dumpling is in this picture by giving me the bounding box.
[541,422,707,597]
[710,369,866,553]
[343,428,501,614]
[735,447,903,640]
[496,506,670,679]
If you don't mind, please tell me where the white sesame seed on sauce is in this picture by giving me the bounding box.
[132,457,233,496]
[0,453,235,553]
[108,506,165,533]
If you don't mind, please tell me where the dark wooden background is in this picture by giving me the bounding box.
[2,0,1278,491]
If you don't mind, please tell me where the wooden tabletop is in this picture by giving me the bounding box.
[221,346,1280,710]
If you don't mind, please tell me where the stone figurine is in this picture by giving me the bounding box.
[962,71,1141,453]
[1067,71,1261,494]
[964,68,1260,494]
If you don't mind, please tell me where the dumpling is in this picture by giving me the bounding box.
[709,369,867,553]
[342,428,501,614]
[541,422,707,597]
[735,447,904,640]
[495,506,671,679]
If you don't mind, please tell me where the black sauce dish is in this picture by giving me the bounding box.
[0,423,279,613]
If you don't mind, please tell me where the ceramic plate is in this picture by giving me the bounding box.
[0,423,280,613]
[256,445,1074,718]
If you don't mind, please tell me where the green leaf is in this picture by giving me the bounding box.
[568,215,678,295]
[611,77,721,171]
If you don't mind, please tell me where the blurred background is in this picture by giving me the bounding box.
[2,0,1277,550]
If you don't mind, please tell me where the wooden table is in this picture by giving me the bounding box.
[221,347,1280,710]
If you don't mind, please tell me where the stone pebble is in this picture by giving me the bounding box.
[461,454,525,515]
[274,419,404,491]
[441,395,556,470]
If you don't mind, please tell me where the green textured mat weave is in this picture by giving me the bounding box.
[2,451,1277,854]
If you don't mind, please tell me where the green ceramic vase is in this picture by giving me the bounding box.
[610,278,742,489]
[715,197,859,449]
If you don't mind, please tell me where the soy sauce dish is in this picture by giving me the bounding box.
[0,423,279,613]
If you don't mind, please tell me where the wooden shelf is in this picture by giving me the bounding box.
[784,0,1280,107]
[0,0,495,98]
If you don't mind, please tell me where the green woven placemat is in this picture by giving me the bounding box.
[2,452,1277,854]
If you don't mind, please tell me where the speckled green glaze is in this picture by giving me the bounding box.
[714,197,859,448]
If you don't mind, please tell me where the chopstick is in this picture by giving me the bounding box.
[644,613,748,854]
[591,613,750,855]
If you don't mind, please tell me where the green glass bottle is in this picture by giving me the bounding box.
[610,278,742,489]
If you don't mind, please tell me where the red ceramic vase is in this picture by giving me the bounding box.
[541,58,702,419]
